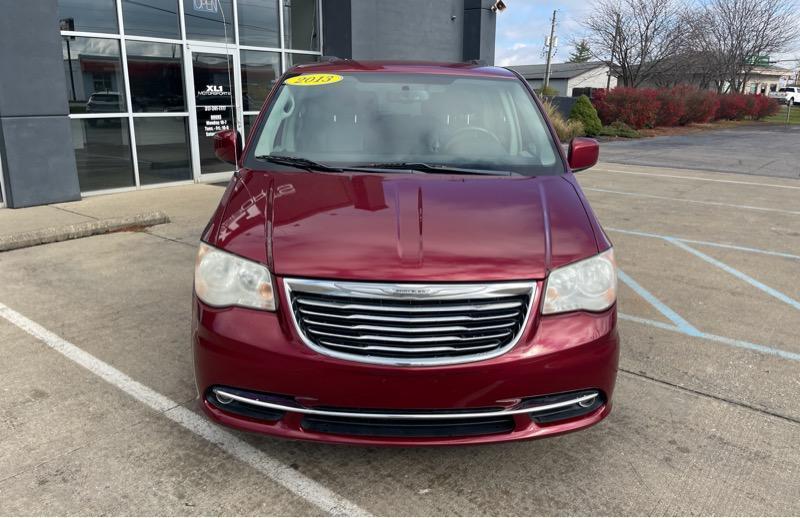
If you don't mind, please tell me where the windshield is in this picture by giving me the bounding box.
[249,72,563,175]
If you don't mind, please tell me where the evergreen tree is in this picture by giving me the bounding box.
[568,40,592,63]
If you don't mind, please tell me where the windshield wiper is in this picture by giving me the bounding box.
[349,162,515,176]
[255,154,343,172]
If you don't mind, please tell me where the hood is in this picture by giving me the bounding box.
[212,170,600,282]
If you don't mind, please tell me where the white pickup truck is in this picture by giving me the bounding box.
[769,86,799,105]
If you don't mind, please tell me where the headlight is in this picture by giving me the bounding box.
[542,248,616,314]
[194,243,276,311]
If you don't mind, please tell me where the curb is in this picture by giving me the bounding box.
[0,211,171,252]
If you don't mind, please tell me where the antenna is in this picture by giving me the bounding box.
[218,0,240,173]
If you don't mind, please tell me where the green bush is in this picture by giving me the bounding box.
[598,121,640,138]
[542,98,586,142]
[569,95,602,136]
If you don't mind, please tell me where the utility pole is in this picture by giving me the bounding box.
[606,13,620,90]
[543,10,557,90]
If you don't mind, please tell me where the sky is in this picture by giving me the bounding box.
[494,0,596,66]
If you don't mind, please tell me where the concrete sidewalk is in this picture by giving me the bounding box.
[0,184,227,250]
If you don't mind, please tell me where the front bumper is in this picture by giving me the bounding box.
[192,280,619,446]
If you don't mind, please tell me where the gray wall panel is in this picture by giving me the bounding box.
[0,116,81,208]
[350,0,465,61]
[322,0,352,58]
[0,0,79,207]
[0,0,70,117]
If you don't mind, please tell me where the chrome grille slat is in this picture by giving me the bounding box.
[317,340,500,354]
[308,329,512,344]
[285,278,536,366]
[298,308,521,323]
[303,318,516,334]
[294,297,523,313]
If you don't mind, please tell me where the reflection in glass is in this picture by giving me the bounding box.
[126,41,185,112]
[240,51,280,111]
[286,52,320,68]
[71,118,134,191]
[62,37,126,114]
[134,117,192,184]
[192,53,236,174]
[284,0,319,51]
[238,0,280,48]
[122,0,180,38]
[243,113,259,138]
[183,0,233,42]
[58,0,118,34]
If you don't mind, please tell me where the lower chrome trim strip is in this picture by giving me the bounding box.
[212,388,600,420]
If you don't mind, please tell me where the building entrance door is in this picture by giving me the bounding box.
[187,45,243,181]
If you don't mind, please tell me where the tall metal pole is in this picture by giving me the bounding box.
[543,10,557,90]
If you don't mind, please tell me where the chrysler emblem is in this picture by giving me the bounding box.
[389,287,434,296]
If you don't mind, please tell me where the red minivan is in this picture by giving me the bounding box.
[193,60,618,445]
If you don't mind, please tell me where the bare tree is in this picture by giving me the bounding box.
[583,0,688,87]
[686,0,798,92]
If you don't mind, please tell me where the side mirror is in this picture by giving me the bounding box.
[213,129,242,166]
[567,137,599,172]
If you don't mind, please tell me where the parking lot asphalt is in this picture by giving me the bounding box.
[600,123,800,179]
[1,152,799,514]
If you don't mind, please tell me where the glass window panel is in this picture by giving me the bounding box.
[240,50,280,111]
[126,41,185,112]
[243,113,259,138]
[122,0,180,38]
[62,37,126,114]
[183,0,233,42]
[286,52,320,68]
[283,0,319,51]
[58,0,119,34]
[134,117,192,184]
[71,118,134,191]
[238,0,280,48]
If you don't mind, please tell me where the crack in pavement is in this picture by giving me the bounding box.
[620,369,800,426]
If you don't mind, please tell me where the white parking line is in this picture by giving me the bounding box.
[583,187,800,216]
[0,302,369,517]
[619,312,800,362]
[666,238,800,311]
[606,227,800,261]
[617,269,701,336]
[594,168,800,190]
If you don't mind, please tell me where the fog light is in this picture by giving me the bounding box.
[215,392,234,405]
[526,390,604,424]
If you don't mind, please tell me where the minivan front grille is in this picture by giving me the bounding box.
[285,279,535,366]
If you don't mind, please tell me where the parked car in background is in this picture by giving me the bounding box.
[85,91,123,113]
[769,86,799,105]
[194,60,618,446]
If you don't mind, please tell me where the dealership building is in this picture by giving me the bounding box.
[0,0,497,208]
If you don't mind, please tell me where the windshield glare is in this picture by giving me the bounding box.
[250,73,563,175]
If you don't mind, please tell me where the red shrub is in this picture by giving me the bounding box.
[591,87,660,129]
[753,95,780,119]
[655,87,687,127]
[682,89,720,124]
[592,87,773,126]
[717,94,750,120]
